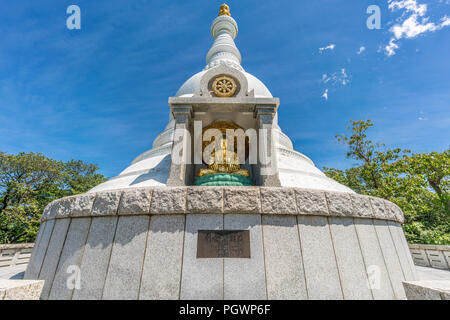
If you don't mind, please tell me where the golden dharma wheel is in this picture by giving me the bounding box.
[212,76,237,97]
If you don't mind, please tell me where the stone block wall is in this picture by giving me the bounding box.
[24,186,417,300]
[409,244,450,270]
[0,243,34,268]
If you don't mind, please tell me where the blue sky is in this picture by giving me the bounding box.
[1,0,449,178]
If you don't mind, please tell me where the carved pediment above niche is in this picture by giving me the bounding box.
[197,62,252,98]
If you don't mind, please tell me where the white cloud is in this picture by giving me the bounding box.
[385,38,399,56]
[441,15,450,27]
[389,0,427,16]
[385,1,450,56]
[322,89,328,100]
[357,46,366,54]
[418,111,427,120]
[340,68,349,85]
[391,14,438,39]
[321,68,350,86]
[319,44,335,53]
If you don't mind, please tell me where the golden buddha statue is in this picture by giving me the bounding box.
[198,121,250,177]
[198,137,250,177]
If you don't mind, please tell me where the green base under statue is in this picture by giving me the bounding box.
[194,173,253,186]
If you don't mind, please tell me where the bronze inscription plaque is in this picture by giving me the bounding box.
[197,230,250,258]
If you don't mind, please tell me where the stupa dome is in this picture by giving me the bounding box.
[176,70,273,98]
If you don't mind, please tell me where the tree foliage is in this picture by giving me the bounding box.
[324,120,449,245]
[0,151,106,243]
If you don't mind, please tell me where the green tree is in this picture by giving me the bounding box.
[324,120,449,245]
[393,151,449,244]
[0,151,106,243]
[61,160,107,196]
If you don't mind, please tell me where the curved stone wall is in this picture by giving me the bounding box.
[39,187,405,223]
[25,187,417,300]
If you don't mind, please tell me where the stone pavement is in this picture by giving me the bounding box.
[1,264,449,282]
[416,266,450,281]
[0,265,27,280]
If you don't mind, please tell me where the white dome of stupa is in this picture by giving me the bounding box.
[176,71,273,98]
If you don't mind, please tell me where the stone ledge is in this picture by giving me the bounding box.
[40,187,405,224]
[92,191,122,216]
[403,280,450,300]
[0,243,34,250]
[119,189,152,215]
[295,189,328,216]
[0,280,44,300]
[326,192,353,217]
[186,187,223,213]
[151,187,186,214]
[223,187,260,213]
[261,188,296,214]
[409,243,450,251]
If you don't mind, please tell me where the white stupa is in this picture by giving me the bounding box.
[25,5,417,300]
[89,3,353,194]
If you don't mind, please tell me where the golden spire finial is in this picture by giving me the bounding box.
[219,4,231,16]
